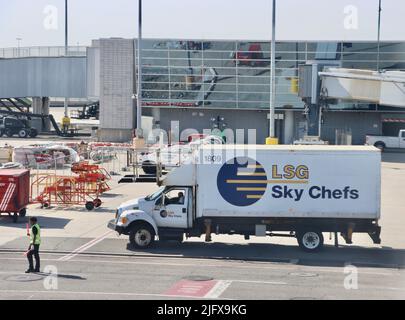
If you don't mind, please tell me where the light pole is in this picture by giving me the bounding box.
[268,0,277,144]
[64,0,69,118]
[16,38,22,57]
[136,0,143,137]
[377,0,382,72]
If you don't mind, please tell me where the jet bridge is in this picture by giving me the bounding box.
[319,68,405,107]
[299,62,405,137]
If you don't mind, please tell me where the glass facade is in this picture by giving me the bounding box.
[140,40,405,110]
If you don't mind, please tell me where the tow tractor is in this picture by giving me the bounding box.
[0,116,38,138]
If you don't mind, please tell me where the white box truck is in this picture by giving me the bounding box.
[108,145,382,252]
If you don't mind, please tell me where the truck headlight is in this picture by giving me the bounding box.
[120,217,128,225]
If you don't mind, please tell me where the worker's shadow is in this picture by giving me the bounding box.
[35,272,86,281]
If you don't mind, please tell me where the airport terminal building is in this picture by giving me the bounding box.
[1,39,405,143]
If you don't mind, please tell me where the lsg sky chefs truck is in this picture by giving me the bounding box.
[108,145,382,252]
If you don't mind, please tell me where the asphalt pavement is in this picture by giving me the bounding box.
[0,252,404,300]
[0,151,404,300]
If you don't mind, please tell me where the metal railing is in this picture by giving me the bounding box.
[0,46,87,58]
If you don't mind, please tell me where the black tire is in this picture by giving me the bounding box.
[0,129,4,137]
[374,142,385,152]
[142,162,157,175]
[85,201,95,211]
[19,208,27,217]
[29,128,38,138]
[18,129,28,138]
[129,223,156,249]
[93,198,102,208]
[5,129,13,138]
[296,230,324,252]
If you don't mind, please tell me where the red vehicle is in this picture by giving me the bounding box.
[233,43,266,67]
[0,169,30,223]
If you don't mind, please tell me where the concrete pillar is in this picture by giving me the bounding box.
[31,97,43,132]
[42,97,50,131]
[98,38,136,142]
[283,110,294,144]
[31,97,51,133]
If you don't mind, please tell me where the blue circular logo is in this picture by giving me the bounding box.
[217,157,268,207]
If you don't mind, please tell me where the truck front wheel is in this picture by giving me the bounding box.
[296,230,324,252]
[129,224,155,249]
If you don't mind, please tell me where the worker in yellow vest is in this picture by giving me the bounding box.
[62,116,71,134]
[26,217,41,273]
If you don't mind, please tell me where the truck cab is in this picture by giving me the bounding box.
[108,186,194,248]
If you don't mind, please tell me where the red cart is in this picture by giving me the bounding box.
[0,169,30,223]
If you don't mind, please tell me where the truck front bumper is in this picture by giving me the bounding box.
[107,219,124,235]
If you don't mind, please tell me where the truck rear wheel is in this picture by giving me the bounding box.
[374,142,385,152]
[296,230,324,252]
[129,224,155,249]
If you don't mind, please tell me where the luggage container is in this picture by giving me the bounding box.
[0,169,30,223]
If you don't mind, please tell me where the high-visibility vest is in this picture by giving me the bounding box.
[62,116,71,127]
[30,224,41,245]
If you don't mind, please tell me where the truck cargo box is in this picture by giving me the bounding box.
[165,145,381,220]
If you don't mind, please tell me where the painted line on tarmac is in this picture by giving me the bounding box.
[0,289,226,300]
[164,280,219,298]
[163,278,286,299]
[230,279,288,286]
[58,231,113,262]
[0,254,401,277]
[204,280,233,299]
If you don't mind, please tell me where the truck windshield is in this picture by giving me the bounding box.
[145,187,165,201]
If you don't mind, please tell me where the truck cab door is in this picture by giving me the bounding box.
[400,131,405,149]
[152,187,189,228]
